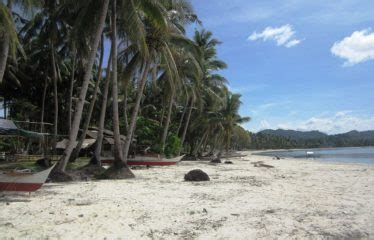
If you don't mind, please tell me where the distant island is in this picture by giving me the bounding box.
[231,127,374,150]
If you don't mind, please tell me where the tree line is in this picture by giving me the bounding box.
[0,0,250,179]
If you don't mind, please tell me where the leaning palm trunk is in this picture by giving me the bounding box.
[70,35,104,161]
[51,43,58,149]
[93,45,113,164]
[40,78,48,133]
[67,51,76,133]
[56,0,110,173]
[122,61,151,162]
[161,88,175,151]
[0,33,9,83]
[178,97,193,155]
[193,129,209,156]
[176,97,189,135]
[122,89,129,134]
[0,0,12,83]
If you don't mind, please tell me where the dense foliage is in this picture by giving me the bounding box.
[0,0,250,175]
[249,129,374,149]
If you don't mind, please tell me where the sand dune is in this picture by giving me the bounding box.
[1,152,373,239]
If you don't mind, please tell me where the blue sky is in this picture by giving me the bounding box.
[188,0,374,134]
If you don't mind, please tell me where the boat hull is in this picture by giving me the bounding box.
[0,164,55,192]
[0,182,43,191]
[101,155,184,166]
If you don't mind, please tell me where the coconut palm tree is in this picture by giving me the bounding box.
[56,0,110,173]
[218,90,250,153]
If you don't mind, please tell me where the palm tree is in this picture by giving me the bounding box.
[69,34,105,161]
[0,1,15,83]
[219,90,250,153]
[56,0,110,173]
[178,29,228,155]
[94,43,113,164]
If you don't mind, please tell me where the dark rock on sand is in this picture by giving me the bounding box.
[210,158,222,163]
[224,161,233,164]
[184,169,210,181]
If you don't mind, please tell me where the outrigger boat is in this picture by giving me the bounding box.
[0,164,55,192]
[101,154,184,166]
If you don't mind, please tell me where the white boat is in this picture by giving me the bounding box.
[0,164,55,192]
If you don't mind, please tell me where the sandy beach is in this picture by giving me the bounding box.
[1,152,373,239]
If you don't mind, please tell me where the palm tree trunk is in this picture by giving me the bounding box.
[0,34,9,83]
[160,103,165,127]
[56,0,110,173]
[0,0,12,83]
[51,43,58,149]
[122,91,129,134]
[68,51,76,133]
[70,34,105,161]
[161,88,175,151]
[193,129,209,156]
[111,0,126,166]
[177,97,188,135]
[40,78,48,133]
[122,61,151,162]
[93,44,113,164]
[178,97,193,155]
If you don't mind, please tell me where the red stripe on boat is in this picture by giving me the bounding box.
[0,182,43,192]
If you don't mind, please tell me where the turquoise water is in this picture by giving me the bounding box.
[256,147,374,164]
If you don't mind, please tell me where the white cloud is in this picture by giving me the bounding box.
[228,83,268,94]
[248,24,302,48]
[260,120,271,130]
[277,111,374,134]
[331,29,374,66]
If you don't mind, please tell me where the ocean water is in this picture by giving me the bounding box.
[256,146,374,164]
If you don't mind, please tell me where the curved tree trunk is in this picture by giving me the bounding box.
[70,34,104,161]
[56,0,110,173]
[122,61,151,162]
[176,97,188,135]
[51,43,59,150]
[178,97,193,155]
[93,44,113,165]
[122,91,129,134]
[0,0,12,83]
[67,51,76,133]
[0,34,9,83]
[161,88,175,151]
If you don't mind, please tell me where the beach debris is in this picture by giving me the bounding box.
[203,208,208,214]
[273,156,281,160]
[265,209,275,214]
[252,161,274,168]
[184,169,210,181]
[224,161,233,164]
[78,214,84,218]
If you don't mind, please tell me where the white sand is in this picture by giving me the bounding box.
[1,152,374,239]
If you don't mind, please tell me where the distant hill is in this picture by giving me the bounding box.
[250,129,374,149]
[259,129,328,139]
[334,130,374,140]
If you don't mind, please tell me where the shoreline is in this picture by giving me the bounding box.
[1,152,373,239]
